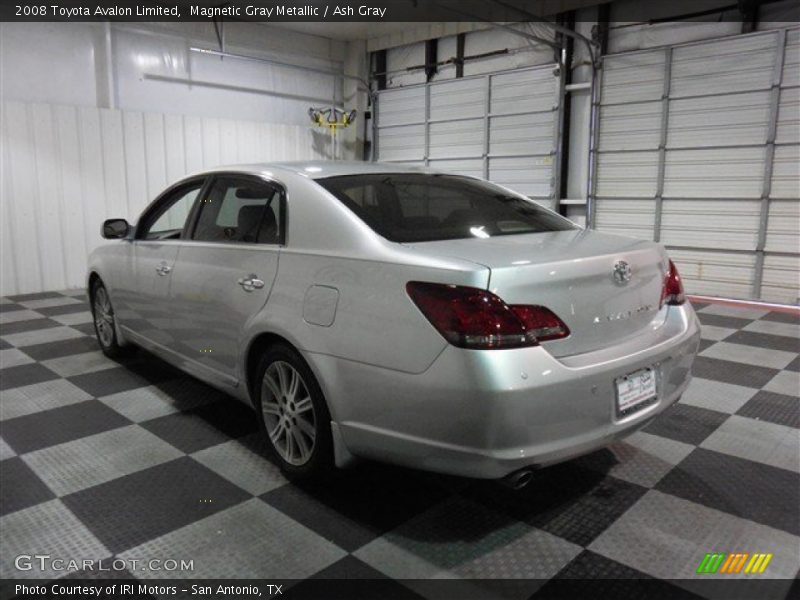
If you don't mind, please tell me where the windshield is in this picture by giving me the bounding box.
[316,173,576,243]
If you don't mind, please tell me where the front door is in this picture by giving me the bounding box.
[114,178,206,346]
[167,174,284,382]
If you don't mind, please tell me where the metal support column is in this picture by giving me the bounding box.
[424,84,431,166]
[654,47,673,242]
[483,75,491,179]
[753,28,787,298]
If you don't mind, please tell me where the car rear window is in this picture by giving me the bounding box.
[316,173,576,243]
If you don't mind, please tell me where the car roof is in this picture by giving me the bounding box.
[195,161,441,181]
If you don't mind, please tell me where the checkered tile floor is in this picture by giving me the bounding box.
[1,291,798,598]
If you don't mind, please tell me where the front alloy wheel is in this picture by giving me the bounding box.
[94,286,115,347]
[91,280,126,358]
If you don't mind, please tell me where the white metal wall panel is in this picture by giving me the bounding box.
[596,152,659,198]
[660,199,761,251]
[663,147,766,198]
[376,124,425,162]
[489,113,554,156]
[375,87,425,128]
[429,78,484,121]
[776,86,800,144]
[593,199,656,241]
[598,103,661,151]
[0,100,326,296]
[489,156,553,200]
[427,158,483,178]
[667,91,771,148]
[489,68,556,115]
[766,200,800,253]
[428,120,483,160]
[770,144,800,199]
[595,28,800,302]
[600,50,666,105]
[376,64,561,201]
[670,34,777,97]
[669,249,757,301]
[761,255,800,304]
[780,29,800,88]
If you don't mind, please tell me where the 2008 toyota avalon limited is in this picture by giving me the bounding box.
[88,161,700,487]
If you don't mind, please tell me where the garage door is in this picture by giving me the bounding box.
[374,64,562,206]
[593,28,800,304]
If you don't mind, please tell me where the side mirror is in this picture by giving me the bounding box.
[102,218,129,239]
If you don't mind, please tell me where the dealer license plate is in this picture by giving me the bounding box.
[615,367,657,417]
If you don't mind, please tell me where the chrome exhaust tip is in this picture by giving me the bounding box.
[501,469,534,490]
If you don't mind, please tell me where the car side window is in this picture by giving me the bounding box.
[191,177,283,245]
[138,181,205,240]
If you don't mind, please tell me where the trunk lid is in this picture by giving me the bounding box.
[405,229,668,358]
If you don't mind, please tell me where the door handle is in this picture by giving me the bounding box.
[238,275,265,292]
[155,263,172,276]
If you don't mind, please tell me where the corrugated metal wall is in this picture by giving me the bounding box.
[594,28,800,304]
[375,63,562,204]
[0,101,328,296]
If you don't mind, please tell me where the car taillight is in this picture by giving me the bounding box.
[406,282,569,349]
[661,259,686,307]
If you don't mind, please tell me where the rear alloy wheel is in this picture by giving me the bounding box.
[255,345,333,479]
[91,280,126,358]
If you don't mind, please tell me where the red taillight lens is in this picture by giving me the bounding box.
[661,259,686,307]
[406,282,569,349]
[509,305,571,342]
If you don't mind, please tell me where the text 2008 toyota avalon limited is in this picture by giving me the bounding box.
[88,162,700,487]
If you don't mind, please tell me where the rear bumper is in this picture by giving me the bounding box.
[312,304,701,480]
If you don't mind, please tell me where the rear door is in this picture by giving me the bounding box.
[166,174,284,382]
[115,177,207,346]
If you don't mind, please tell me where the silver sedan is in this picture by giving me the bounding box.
[87,162,700,486]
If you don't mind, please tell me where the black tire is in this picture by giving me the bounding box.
[253,343,333,481]
[90,279,127,359]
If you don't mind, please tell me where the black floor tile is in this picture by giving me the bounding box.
[36,303,89,317]
[466,462,647,547]
[736,391,800,429]
[62,457,250,553]
[656,448,800,536]
[67,359,178,397]
[786,356,800,372]
[71,323,97,336]
[696,313,754,330]
[0,318,61,335]
[760,311,800,324]
[18,336,100,361]
[0,363,59,391]
[724,330,799,353]
[291,556,425,599]
[141,399,258,453]
[0,303,26,313]
[261,462,451,552]
[0,457,55,516]
[644,403,729,446]
[1,400,131,454]
[6,292,65,302]
[691,356,779,388]
[0,339,11,350]
[697,339,715,353]
[535,550,702,599]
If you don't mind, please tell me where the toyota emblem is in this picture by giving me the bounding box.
[613,260,632,284]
